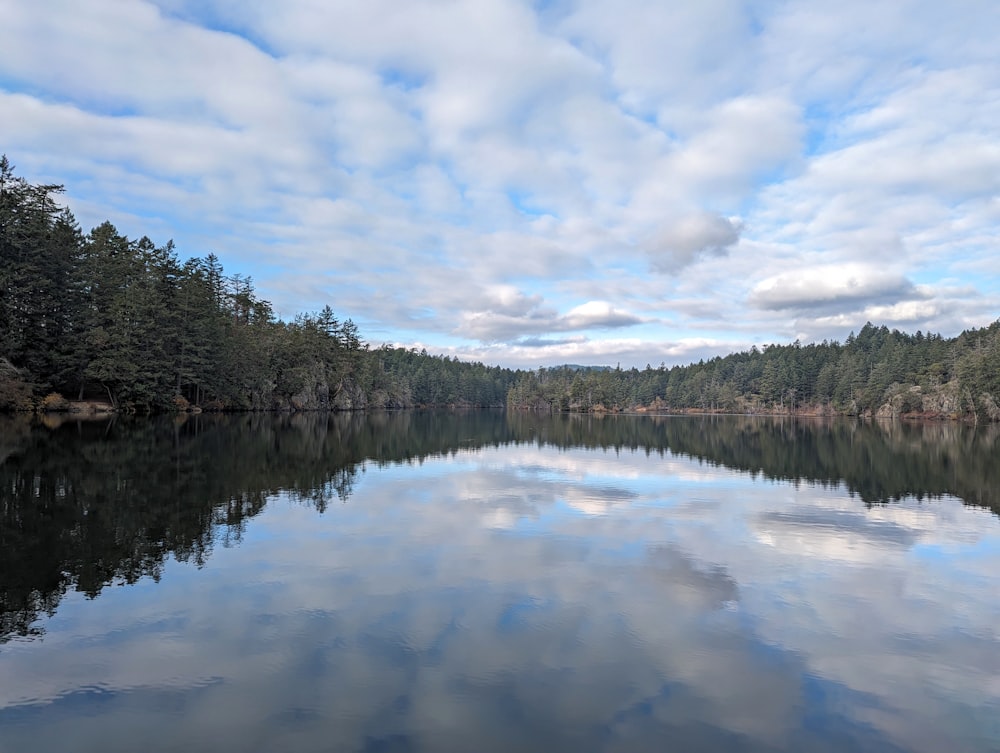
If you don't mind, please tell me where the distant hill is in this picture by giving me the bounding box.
[548,364,613,372]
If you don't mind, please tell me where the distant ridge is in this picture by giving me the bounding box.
[549,364,613,372]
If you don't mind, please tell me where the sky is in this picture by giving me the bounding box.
[1,0,999,369]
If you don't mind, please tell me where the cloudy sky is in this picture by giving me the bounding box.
[2,0,999,367]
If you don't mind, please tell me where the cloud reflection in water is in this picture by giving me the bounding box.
[1,437,999,753]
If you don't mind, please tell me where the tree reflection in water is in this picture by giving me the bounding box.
[2,411,997,643]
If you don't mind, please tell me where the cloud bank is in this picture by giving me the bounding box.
[1,0,998,366]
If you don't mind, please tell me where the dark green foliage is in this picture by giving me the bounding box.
[0,157,520,412]
[508,322,1000,420]
[0,157,83,394]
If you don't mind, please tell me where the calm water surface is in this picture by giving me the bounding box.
[1,412,999,752]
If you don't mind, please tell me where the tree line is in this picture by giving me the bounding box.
[3,155,998,420]
[0,156,519,412]
[508,320,1000,421]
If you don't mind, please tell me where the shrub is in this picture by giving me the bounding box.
[39,392,70,412]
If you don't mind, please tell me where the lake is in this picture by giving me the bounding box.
[1,411,999,752]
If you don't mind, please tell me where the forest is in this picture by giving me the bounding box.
[2,155,999,420]
[506,320,1000,421]
[0,157,518,412]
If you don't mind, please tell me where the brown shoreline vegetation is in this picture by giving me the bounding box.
[514,403,988,423]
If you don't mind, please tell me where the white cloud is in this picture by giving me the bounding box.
[0,0,998,366]
[749,264,917,313]
[562,301,645,329]
[455,293,646,343]
[645,211,743,271]
[402,336,740,370]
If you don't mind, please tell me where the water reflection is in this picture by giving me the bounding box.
[1,412,999,752]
